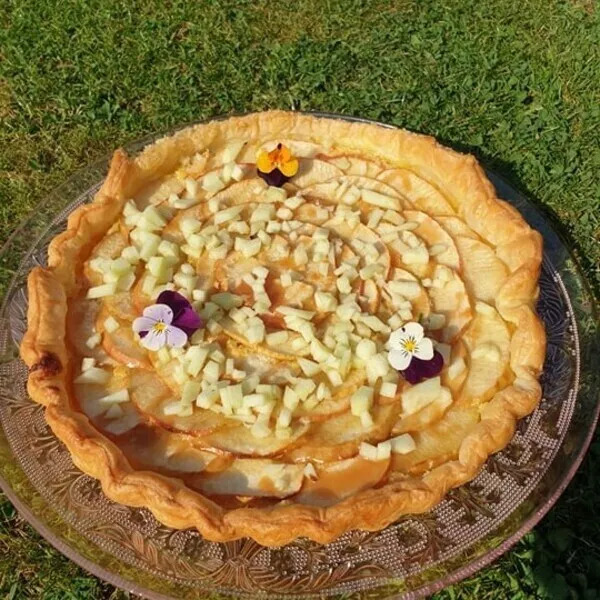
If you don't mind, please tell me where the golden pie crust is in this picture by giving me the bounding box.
[21,111,545,546]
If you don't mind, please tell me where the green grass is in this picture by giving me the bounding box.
[1,0,599,598]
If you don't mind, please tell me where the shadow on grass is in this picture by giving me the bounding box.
[433,139,600,600]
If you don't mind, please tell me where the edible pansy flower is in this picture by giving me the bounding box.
[256,143,299,187]
[387,322,443,384]
[133,291,203,351]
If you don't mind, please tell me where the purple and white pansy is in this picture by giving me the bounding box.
[133,291,203,351]
[387,321,443,384]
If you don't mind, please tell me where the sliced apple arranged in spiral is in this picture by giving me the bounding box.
[66,133,530,504]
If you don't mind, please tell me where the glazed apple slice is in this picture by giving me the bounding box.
[436,215,480,240]
[118,424,232,474]
[220,319,299,362]
[359,279,380,314]
[461,304,511,403]
[102,291,138,322]
[427,269,473,343]
[83,230,129,286]
[293,455,390,507]
[381,267,431,321]
[135,173,188,208]
[76,381,115,420]
[302,175,403,211]
[199,421,310,457]
[293,202,333,226]
[97,308,153,369]
[377,168,455,216]
[286,402,400,463]
[403,210,460,269]
[392,389,453,434]
[453,237,509,304]
[287,158,343,188]
[324,220,391,280]
[101,403,142,436]
[322,155,384,178]
[442,339,469,393]
[390,404,480,475]
[190,459,305,498]
[127,370,231,436]
[295,368,367,422]
[67,297,108,361]
[160,202,212,243]
[127,368,171,410]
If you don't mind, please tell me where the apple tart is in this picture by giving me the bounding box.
[21,112,545,546]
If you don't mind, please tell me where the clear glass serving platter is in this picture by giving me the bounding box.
[0,114,598,600]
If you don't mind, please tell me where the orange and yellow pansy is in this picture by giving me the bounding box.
[256,143,299,186]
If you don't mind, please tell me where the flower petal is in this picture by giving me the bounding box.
[257,167,288,187]
[413,337,434,361]
[142,303,173,325]
[388,328,409,349]
[165,325,187,348]
[400,321,424,343]
[401,351,444,384]
[156,291,191,317]
[388,348,412,370]
[277,144,292,163]
[132,316,158,334]
[140,328,167,351]
[257,150,276,174]
[172,306,203,336]
[279,158,299,177]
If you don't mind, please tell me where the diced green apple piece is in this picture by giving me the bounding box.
[99,389,130,404]
[182,380,202,404]
[314,291,337,312]
[111,257,133,275]
[86,282,117,299]
[211,292,243,310]
[376,440,392,460]
[104,404,124,419]
[202,171,225,194]
[366,353,391,385]
[214,205,244,225]
[185,346,210,377]
[356,339,377,360]
[74,367,111,385]
[158,239,180,260]
[390,433,416,455]
[298,357,320,377]
[293,379,316,401]
[222,140,245,163]
[400,377,443,415]
[359,441,379,461]
[180,217,202,237]
[103,316,119,333]
[350,386,374,416]
[380,381,398,398]
[266,331,289,346]
[219,384,243,408]
[139,234,162,261]
[203,360,221,383]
